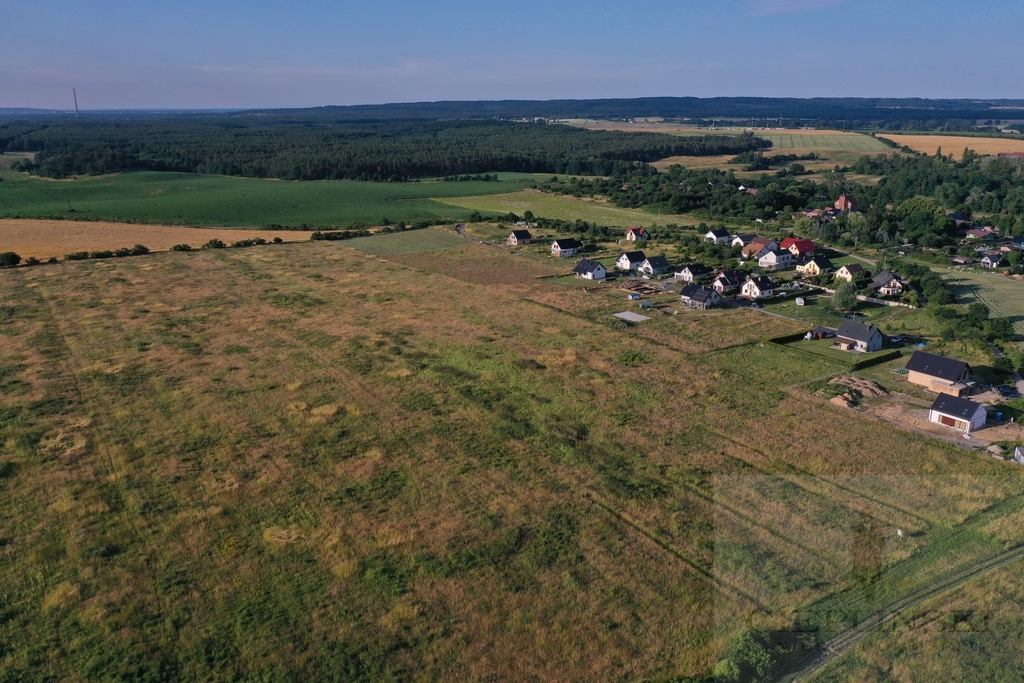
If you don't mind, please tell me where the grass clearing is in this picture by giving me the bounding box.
[944,267,1024,334]
[342,227,469,255]
[434,188,696,227]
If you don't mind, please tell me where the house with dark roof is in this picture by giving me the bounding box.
[834,321,883,353]
[929,394,987,433]
[551,238,582,257]
[796,255,834,277]
[507,229,533,246]
[870,271,908,297]
[625,226,649,242]
[758,249,794,271]
[572,259,607,280]
[638,255,670,278]
[740,276,774,299]
[905,351,973,395]
[680,284,720,310]
[731,234,757,248]
[947,211,973,227]
[676,263,711,283]
[981,253,1004,269]
[712,269,745,293]
[704,228,731,244]
[616,251,646,271]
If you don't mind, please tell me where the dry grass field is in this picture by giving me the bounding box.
[2,237,1023,680]
[878,134,1024,158]
[0,219,313,259]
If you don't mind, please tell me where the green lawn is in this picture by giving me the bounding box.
[944,267,1024,335]
[434,190,696,227]
[0,171,525,228]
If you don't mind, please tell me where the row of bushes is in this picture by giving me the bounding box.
[64,244,151,261]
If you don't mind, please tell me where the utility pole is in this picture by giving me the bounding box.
[73,88,79,118]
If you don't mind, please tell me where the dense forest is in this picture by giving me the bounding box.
[4,97,1024,129]
[1,119,769,181]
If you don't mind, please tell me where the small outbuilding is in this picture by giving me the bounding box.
[928,394,987,433]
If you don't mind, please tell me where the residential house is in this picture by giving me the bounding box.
[904,351,973,396]
[638,255,671,278]
[834,263,865,282]
[551,238,582,258]
[870,271,908,297]
[690,288,721,310]
[741,237,778,259]
[712,270,744,293]
[507,229,532,246]
[796,256,834,277]
[835,194,859,213]
[834,321,883,353]
[981,253,1004,269]
[928,394,987,433]
[705,228,731,244]
[617,251,646,271]
[731,234,757,248]
[741,276,774,299]
[572,259,607,280]
[781,238,817,258]
[966,227,997,240]
[625,226,649,242]
[676,263,712,283]
[758,249,794,271]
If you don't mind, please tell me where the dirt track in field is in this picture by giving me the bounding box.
[0,219,313,259]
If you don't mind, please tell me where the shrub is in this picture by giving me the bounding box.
[25,257,40,266]
[272,237,283,244]
[170,244,193,252]
[0,252,21,268]
[201,239,226,250]
[89,250,114,259]
[64,252,90,261]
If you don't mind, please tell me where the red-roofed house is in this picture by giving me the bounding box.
[780,237,817,257]
[835,195,859,213]
[625,226,649,242]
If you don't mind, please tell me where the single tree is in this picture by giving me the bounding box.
[0,252,21,268]
[832,280,858,311]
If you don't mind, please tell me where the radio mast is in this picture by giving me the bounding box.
[73,88,80,118]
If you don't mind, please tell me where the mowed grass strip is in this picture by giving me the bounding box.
[435,188,696,226]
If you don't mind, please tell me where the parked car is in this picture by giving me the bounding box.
[996,385,1021,398]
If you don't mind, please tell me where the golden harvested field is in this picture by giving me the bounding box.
[879,134,1024,158]
[0,219,312,259]
[3,237,1024,680]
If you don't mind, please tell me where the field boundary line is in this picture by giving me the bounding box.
[583,492,765,610]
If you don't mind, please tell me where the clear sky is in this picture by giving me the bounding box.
[3,0,1023,109]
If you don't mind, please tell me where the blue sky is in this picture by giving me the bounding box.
[3,0,1023,109]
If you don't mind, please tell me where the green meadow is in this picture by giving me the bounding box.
[0,171,526,228]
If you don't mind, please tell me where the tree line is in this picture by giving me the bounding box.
[5,119,769,181]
